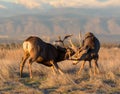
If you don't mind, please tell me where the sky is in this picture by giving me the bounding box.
[0,0,120,9]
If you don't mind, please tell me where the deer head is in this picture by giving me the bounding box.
[54,34,77,59]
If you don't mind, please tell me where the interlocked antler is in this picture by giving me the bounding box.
[55,34,73,46]
[68,39,77,52]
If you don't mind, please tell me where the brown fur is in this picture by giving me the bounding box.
[71,32,100,76]
[20,36,73,78]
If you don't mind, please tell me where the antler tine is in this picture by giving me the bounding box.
[68,39,77,52]
[79,31,83,47]
[55,34,73,47]
[55,36,62,42]
[55,36,64,46]
[63,34,73,42]
[58,36,61,40]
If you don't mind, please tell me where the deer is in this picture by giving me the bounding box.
[70,32,100,77]
[20,35,74,78]
[54,34,75,58]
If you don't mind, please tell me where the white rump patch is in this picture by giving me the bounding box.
[23,41,32,53]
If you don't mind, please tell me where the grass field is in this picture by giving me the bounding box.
[0,47,120,94]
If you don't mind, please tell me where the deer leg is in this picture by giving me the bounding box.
[89,61,93,77]
[20,53,29,77]
[93,59,100,76]
[57,66,64,75]
[95,61,100,74]
[50,60,64,75]
[51,66,56,75]
[28,58,34,79]
[77,61,85,74]
[50,60,56,74]
[93,59,96,76]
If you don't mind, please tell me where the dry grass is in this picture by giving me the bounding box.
[0,47,120,94]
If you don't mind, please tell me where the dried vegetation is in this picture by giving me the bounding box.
[0,44,120,94]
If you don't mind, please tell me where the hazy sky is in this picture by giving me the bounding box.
[0,0,120,9]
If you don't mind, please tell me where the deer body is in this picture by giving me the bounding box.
[71,32,100,76]
[20,36,68,78]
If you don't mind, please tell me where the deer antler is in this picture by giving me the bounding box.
[79,31,83,47]
[63,34,73,42]
[55,34,73,47]
[55,36,64,46]
[68,39,77,52]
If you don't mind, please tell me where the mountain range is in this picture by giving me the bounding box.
[0,1,120,43]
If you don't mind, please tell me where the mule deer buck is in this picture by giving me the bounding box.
[55,34,75,58]
[20,35,74,78]
[70,32,100,76]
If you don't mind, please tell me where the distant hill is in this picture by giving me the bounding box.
[0,8,120,43]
